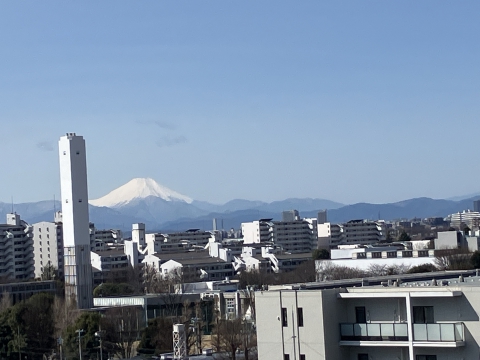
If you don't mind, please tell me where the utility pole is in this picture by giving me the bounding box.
[76,329,84,360]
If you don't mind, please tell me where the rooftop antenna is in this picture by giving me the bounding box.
[11,196,14,214]
[54,194,56,213]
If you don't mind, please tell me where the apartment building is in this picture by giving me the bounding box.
[318,219,386,248]
[91,249,130,285]
[242,218,317,253]
[0,213,34,281]
[256,272,480,360]
[32,213,64,279]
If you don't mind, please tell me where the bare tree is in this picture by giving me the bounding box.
[102,306,141,359]
[435,248,473,270]
[216,318,243,360]
[53,296,79,340]
[0,291,12,313]
[316,261,366,281]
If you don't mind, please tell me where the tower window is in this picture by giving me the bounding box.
[79,199,82,203]
[76,151,80,155]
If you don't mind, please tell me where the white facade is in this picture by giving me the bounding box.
[32,220,64,279]
[0,214,34,280]
[59,133,93,309]
[319,220,386,248]
[242,219,317,253]
[256,275,480,360]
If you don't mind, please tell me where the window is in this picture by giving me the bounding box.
[297,307,304,327]
[358,355,369,360]
[300,355,306,360]
[416,356,436,360]
[281,307,288,327]
[356,307,366,323]
[413,306,434,324]
[283,355,290,360]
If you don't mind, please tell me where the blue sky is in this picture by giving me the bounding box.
[0,1,479,205]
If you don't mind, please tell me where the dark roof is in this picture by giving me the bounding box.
[275,253,313,260]
[93,249,126,257]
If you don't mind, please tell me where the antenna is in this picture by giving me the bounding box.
[11,196,14,214]
[54,194,56,213]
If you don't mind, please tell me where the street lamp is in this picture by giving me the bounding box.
[75,329,85,360]
[95,329,105,360]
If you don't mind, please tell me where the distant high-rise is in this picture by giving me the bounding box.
[474,200,480,213]
[317,210,327,224]
[59,133,93,309]
[282,210,300,222]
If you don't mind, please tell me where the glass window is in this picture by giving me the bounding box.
[281,307,288,327]
[413,306,434,324]
[356,307,366,323]
[297,308,304,327]
[283,355,290,360]
[358,355,368,360]
[416,356,437,360]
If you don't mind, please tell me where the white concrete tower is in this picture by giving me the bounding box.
[59,133,93,309]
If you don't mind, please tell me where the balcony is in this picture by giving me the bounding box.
[339,322,465,347]
[340,322,408,343]
[413,323,465,346]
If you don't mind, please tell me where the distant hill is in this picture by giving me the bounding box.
[0,178,478,232]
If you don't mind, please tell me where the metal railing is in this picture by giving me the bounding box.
[340,322,408,341]
[413,323,464,342]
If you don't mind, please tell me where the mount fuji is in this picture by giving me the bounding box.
[90,178,193,207]
[89,178,206,226]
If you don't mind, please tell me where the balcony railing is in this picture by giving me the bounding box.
[340,322,408,341]
[413,323,464,342]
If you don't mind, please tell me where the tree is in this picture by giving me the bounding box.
[101,306,141,359]
[407,263,438,274]
[137,317,174,355]
[0,292,12,314]
[40,262,58,281]
[471,251,480,269]
[316,262,366,281]
[312,249,330,260]
[435,248,474,270]
[63,312,101,360]
[93,283,135,297]
[214,319,243,360]
[397,231,412,242]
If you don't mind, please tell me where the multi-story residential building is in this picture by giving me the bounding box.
[242,217,317,253]
[318,219,386,248]
[91,249,130,285]
[448,210,480,229]
[32,211,64,279]
[0,213,34,281]
[256,271,480,360]
[165,229,218,246]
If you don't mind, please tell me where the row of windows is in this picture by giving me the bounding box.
[281,307,303,327]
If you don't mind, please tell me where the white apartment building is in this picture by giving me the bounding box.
[318,219,386,248]
[256,273,480,360]
[448,210,480,229]
[242,218,317,253]
[91,249,129,285]
[32,212,64,279]
[0,214,34,281]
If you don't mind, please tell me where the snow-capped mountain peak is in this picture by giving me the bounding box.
[89,178,193,207]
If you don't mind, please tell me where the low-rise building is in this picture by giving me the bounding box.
[256,270,480,360]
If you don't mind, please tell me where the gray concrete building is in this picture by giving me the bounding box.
[0,213,34,281]
[256,272,480,360]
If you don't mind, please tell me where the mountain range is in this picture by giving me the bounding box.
[1,178,479,232]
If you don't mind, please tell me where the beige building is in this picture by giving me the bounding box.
[256,273,480,360]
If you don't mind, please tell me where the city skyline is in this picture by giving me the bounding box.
[1,1,479,205]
